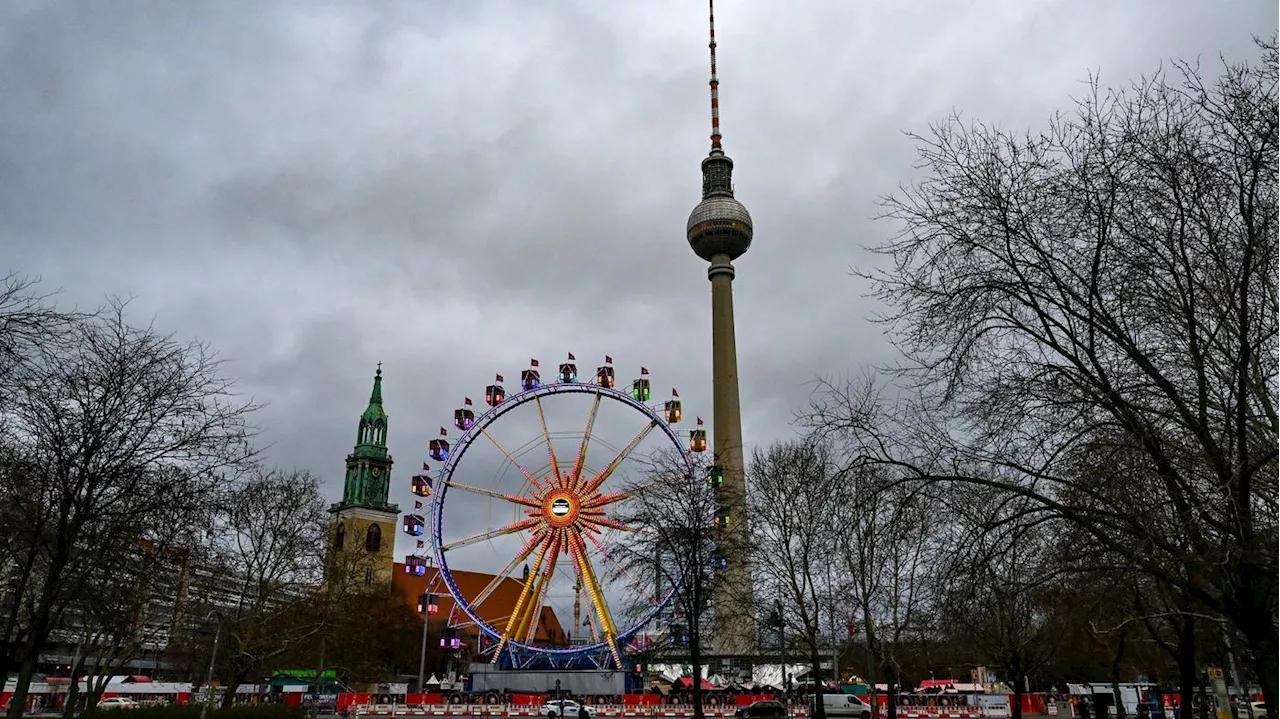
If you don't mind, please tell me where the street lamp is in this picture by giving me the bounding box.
[417,592,439,692]
[199,611,223,719]
[768,600,785,697]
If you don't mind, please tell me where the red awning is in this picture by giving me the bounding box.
[677,678,719,691]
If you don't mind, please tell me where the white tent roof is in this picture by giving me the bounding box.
[751,664,812,689]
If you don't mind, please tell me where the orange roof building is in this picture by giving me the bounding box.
[391,564,569,651]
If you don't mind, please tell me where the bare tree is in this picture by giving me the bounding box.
[824,460,941,719]
[746,438,845,719]
[66,539,187,713]
[613,451,722,719]
[937,489,1064,719]
[0,274,86,692]
[2,300,260,719]
[209,467,327,706]
[811,40,1277,714]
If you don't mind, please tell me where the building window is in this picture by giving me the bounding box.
[365,523,381,552]
[334,523,345,550]
[364,567,373,586]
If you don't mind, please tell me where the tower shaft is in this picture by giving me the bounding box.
[709,257,754,654]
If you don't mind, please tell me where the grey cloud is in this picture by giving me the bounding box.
[1,0,1273,604]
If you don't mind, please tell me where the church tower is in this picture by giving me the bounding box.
[328,364,400,588]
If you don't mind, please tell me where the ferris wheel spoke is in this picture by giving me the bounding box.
[441,517,540,552]
[493,531,557,662]
[583,478,663,509]
[581,420,658,496]
[585,519,658,538]
[580,510,641,533]
[446,479,541,509]
[533,394,564,488]
[519,532,564,644]
[569,391,603,492]
[471,531,546,611]
[480,427,548,494]
[569,533,624,668]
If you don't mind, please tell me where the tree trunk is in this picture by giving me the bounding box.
[5,596,57,719]
[1012,676,1024,719]
[222,667,248,709]
[1245,644,1276,719]
[1111,634,1128,719]
[62,644,87,719]
[885,664,898,719]
[7,505,76,719]
[690,627,704,719]
[1176,618,1196,719]
[810,640,826,719]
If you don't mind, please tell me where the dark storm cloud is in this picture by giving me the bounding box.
[1,0,1273,580]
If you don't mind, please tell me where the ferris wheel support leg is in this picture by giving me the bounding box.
[515,534,562,644]
[493,531,556,662]
[568,531,621,668]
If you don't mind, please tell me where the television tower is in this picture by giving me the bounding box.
[686,0,756,655]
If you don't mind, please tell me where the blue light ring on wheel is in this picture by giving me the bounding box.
[430,381,689,658]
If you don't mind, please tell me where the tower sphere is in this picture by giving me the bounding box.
[687,195,753,262]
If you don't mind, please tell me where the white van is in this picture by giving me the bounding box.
[813,693,872,719]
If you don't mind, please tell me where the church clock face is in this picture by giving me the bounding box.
[372,467,381,477]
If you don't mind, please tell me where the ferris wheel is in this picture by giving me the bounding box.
[401,354,707,670]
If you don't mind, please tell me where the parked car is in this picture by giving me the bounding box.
[813,694,872,719]
[544,700,595,719]
[99,698,139,710]
[1235,702,1268,719]
[735,700,788,718]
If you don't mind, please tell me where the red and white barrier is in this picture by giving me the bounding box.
[349,703,1000,718]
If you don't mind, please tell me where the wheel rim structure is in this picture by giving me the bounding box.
[425,374,693,669]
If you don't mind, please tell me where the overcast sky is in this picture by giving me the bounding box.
[1,0,1274,630]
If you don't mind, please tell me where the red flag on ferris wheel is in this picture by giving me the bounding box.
[640,367,650,375]
[464,397,473,406]
[605,355,613,364]
[422,463,430,471]
[568,352,575,360]
[439,427,447,436]
[414,500,422,509]
[417,540,424,548]
[672,388,679,397]
[530,358,539,368]
[496,374,504,383]
[697,417,704,426]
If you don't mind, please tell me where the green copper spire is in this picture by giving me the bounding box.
[333,364,397,513]
[370,362,384,405]
[355,363,388,457]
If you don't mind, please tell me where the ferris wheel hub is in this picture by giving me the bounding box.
[542,489,582,527]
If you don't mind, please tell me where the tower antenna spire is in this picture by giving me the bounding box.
[708,0,722,151]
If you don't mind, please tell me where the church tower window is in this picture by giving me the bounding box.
[334,523,345,550]
[365,524,381,552]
